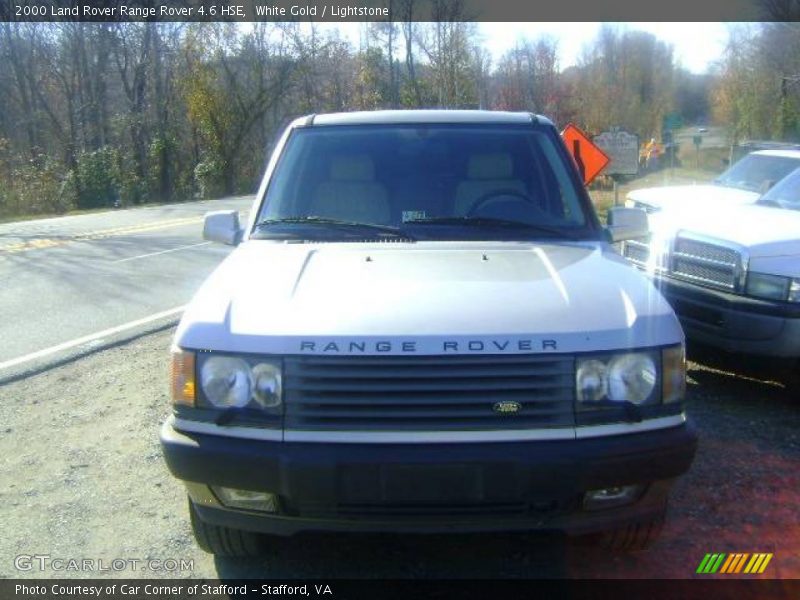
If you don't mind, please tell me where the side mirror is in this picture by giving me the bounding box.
[203,210,242,245]
[605,207,649,243]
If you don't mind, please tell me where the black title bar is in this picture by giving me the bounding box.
[0,0,790,23]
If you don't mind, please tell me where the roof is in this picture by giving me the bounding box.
[295,110,552,127]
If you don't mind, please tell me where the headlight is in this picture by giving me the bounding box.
[201,356,253,408]
[195,354,283,412]
[576,360,608,402]
[607,353,657,404]
[788,278,800,303]
[252,362,282,408]
[745,273,791,302]
[577,348,681,408]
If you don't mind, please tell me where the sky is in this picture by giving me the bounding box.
[478,22,732,74]
[314,22,732,75]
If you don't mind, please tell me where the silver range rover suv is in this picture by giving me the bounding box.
[160,110,697,555]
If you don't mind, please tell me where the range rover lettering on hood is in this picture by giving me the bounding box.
[299,338,558,353]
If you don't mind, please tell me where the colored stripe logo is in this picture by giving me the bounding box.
[697,553,773,574]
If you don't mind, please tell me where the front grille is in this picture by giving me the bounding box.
[623,238,651,266]
[670,236,742,291]
[284,354,575,431]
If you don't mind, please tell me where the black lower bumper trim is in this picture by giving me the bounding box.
[161,418,696,534]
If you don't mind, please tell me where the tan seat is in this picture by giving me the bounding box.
[309,155,391,224]
[454,153,527,216]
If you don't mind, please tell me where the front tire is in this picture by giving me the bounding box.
[189,499,266,557]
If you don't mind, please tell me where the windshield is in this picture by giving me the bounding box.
[714,153,800,192]
[758,167,800,211]
[254,124,597,241]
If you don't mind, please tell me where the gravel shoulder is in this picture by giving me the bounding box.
[1,329,798,579]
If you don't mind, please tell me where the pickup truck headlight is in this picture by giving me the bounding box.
[790,279,800,303]
[745,272,793,302]
[576,345,685,409]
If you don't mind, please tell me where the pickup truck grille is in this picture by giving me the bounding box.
[622,237,651,266]
[284,354,575,431]
[621,234,744,292]
[670,236,742,291]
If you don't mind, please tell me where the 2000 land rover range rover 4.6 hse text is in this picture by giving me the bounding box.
[160,110,697,556]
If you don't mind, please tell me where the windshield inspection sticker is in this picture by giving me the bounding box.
[402,210,427,222]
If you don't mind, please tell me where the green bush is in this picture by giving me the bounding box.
[1,155,70,217]
[194,159,224,199]
[73,147,119,209]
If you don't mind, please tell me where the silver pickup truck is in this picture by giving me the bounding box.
[624,163,800,384]
[160,110,697,556]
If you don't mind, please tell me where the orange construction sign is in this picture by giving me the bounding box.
[561,123,610,186]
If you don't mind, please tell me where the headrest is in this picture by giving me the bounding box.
[467,153,514,180]
[330,155,375,181]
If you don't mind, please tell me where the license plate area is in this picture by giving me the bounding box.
[337,464,486,505]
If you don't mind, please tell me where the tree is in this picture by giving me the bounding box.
[181,23,295,196]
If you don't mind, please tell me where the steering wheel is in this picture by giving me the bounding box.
[466,188,545,219]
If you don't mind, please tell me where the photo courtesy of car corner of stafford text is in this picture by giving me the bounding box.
[0,0,798,598]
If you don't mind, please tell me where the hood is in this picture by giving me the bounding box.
[649,203,800,258]
[628,184,759,210]
[176,241,681,355]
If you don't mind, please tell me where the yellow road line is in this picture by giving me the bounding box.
[0,216,203,255]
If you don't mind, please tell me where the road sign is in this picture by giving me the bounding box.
[594,129,639,176]
[663,112,683,133]
[561,123,610,185]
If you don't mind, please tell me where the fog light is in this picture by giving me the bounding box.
[212,487,278,512]
[583,484,644,510]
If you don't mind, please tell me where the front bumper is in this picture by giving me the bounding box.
[160,417,697,536]
[654,276,800,357]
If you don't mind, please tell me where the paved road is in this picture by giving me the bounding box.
[0,197,254,379]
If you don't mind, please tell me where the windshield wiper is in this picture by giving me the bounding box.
[253,216,414,239]
[403,216,583,240]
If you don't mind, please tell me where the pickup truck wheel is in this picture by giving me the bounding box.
[189,500,265,557]
[597,512,665,552]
